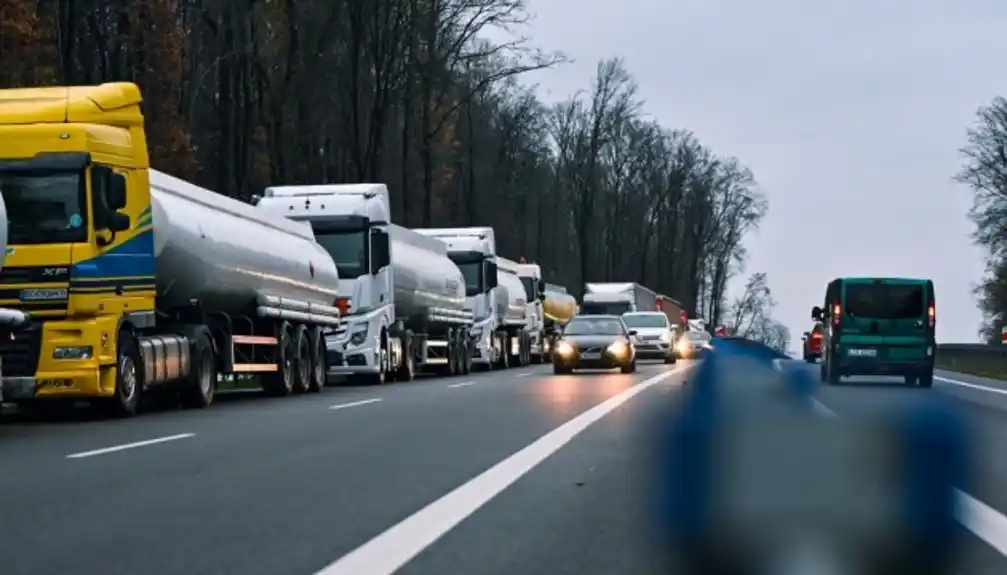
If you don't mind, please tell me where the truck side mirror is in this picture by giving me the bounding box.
[108,172,127,210]
[370,229,390,273]
[486,261,498,288]
[537,292,546,301]
[108,212,130,232]
[811,306,822,320]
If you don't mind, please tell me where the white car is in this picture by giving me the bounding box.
[621,311,676,364]
[676,329,711,359]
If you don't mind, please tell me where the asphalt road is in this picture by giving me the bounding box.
[0,361,693,575]
[777,360,1007,575]
[5,358,1007,574]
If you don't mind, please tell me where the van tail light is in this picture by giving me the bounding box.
[335,297,352,315]
[928,303,935,329]
[832,302,841,327]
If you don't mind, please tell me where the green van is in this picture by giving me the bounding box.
[811,277,935,387]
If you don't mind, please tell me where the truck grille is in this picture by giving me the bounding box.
[0,266,71,313]
[0,321,43,377]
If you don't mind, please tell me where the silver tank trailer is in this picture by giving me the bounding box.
[0,193,28,326]
[496,269,527,326]
[149,170,341,320]
[388,224,470,327]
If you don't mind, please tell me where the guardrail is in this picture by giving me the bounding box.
[937,343,1007,378]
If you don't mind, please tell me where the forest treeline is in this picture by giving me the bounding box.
[957,96,1007,341]
[0,0,772,333]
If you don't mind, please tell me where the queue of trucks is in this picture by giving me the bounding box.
[0,81,698,420]
[0,82,594,419]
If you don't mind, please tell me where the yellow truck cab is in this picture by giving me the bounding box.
[0,83,151,412]
[0,82,342,416]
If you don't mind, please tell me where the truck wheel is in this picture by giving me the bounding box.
[291,325,311,393]
[308,327,327,392]
[396,331,416,382]
[106,329,142,417]
[460,338,472,374]
[180,334,216,409]
[263,321,295,396]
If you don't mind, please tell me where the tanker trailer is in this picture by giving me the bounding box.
[497,256,532,366]
[254,183,474,384]
[540,284,578,361]
[413,227,520,370]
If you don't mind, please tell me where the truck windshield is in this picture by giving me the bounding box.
[456,261,483,297]
[1,171,87,244]
[581,302,630,315]
[313,229,368,279]
[845,283,924,320]
[520,277,535,301]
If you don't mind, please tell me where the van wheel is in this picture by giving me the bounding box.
[180,334,216,408]
[918,372,933,388]
[105,329,142,417]
[825,363,840,386]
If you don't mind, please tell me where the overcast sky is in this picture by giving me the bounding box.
[505,0,1006,344]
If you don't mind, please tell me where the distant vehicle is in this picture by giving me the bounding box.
[580,282,658,315]
[621,311,675,364]
[553,315,637,374]
[812,277,935,387]
[802,323,823,363]
[676,329,711,359]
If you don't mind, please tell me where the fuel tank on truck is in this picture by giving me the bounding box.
[496,258,528,326]
[543,285,577,325]
[149,170,341,314]
[388,224,470,326]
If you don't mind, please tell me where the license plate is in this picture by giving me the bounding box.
[581,352,601,360]
[21,288,67,301]
[848,348,877,357]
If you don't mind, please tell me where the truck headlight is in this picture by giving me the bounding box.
[347,325,369,346]
[53,346,92,360]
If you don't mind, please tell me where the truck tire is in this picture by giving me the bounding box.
[460,337,472,374]
[106,329,142,417]
[262,321,295,396]
[180,333,216,409]
[291,324,311,393]
[308,326,327,392]
[396,331,416,381]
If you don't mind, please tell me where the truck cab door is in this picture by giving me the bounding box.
[369,228,391,308]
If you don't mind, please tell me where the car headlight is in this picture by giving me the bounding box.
[607,342,629,357]
[677,340,689,353]
[556,341,575,356]
[660,332,671,343]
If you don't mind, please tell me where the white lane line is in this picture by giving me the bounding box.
[329,398,382,411]
[66,433,195,459]
[316,366,687,575]
[447,381,476,389]
[810,397,1007,556]
[935,375,1007,396]
[514,372,532,378]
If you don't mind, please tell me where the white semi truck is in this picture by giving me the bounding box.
[414,227,529,369]
[515,261,578,363]
[255,184,474,384]
[581,282,659,315]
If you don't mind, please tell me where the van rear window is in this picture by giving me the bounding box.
[845,284,924,319]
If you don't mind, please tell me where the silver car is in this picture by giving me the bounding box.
[622,312,676,364]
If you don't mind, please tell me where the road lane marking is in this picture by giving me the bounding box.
[810,397,1007,557]
[316,365,687,575]
[329,398,382,410]
[935,376,1007,396]
[66,433,195,459]
[446,381,476,389]
[514,372,532,378]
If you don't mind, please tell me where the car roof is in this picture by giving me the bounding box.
[623,311,665,316]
